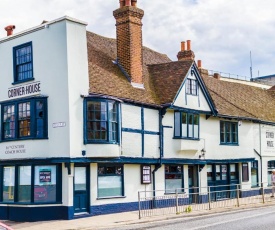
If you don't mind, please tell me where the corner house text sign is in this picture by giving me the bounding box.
[8,81,41,98]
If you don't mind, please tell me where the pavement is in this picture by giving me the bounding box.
[1,203,273,230]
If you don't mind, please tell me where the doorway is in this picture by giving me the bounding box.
[188,165,199,203]
[74,166,89,214]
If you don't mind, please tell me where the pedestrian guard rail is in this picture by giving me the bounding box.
[138,182,275,219]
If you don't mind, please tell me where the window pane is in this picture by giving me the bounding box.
[181,113,187,137]
[230,164,237,180]
[18,166,31,202]
[188,114,193,137]
[207,165,213,181]
[15,43,33,81]
[98,176,122,197]
[251,168,258,187]
[34,165,56,203]
[242,163,249,182]
[165,165,183,193]
[174,112,181,137]
[3,105,15,139]
[221,165,227,180]
[216,165,221,180]
[75,167,86,191]
[3,166,15,202]
[36,101,44,138]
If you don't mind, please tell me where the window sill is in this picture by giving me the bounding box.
[220,143,239,146]
[186,93,198,96]
[84,140,120,145]
[97,196,126,200]
[173,137,199,141]
[12,78,35,85]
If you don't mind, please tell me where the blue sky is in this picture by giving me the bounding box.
[1,0,275,79]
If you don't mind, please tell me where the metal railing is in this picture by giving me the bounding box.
[138,183,275,219]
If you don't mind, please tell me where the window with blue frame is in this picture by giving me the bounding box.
[251,161,258,187]
[13,42,33,83]
[1,98,47,141]
[186,79,197,95]
[0,164,61,204]
[165,165,184,193]
[97,164,123,198]
[174,111,199,139]
[85,99,119,143]
[220,121,238,145]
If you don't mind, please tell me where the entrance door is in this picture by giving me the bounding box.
[188,165,198,203]
[74,166,89,213]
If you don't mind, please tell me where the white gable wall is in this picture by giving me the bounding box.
[173,72,211,112]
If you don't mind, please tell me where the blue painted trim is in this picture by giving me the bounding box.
[172,63,217,115]
[198,80,200,107]
[205,158,255,164]
[122,128,159,135]
[173,137,200,140]
[0,156,255,165]
[13,41,34,84]
[170,105,212,115]
[220,120,239,145]
[0,205,73,221]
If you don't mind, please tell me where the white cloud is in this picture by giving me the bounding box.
[1,0,275,78]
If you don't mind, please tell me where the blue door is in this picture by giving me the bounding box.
[188,165,199,203]
[74,166,89,213]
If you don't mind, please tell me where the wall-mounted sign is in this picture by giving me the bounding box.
[52,122,66,128]
[266,130,274,148]
[8,81,41,99]
[5,145,26,154]
[39,169,51,183]
[141,165,151,184]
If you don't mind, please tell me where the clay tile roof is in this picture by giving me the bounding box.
[148,60,193,104]
[87,31,171,106]
[203,76,275,122]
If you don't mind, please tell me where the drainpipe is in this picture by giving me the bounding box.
[152,108,165,197]
[259,124,263,183]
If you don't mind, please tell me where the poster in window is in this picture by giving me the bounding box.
[39,169,51,183]
[141,165,151,184]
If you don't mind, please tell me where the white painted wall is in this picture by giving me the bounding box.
[0,18,88,160]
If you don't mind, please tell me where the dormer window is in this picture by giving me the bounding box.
[186,79,197,95]
[13,42,34,84]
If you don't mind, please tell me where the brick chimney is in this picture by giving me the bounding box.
[177,40,195,61]
[113,0,144,88]
[197,60,209,78]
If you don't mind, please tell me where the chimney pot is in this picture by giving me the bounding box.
[120,0,125,7]
[198,60,202,68]
[187,40,191,51]
[213,73,221,80]
[131,0,137,6]
[181,41,185,51]
[4,25,16,36]
[125,0,131,6]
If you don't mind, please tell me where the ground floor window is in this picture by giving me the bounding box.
[251,161,258,187]
[165,165,183,193]
[207,163,239,184]
[1,164,61,204]
[267,161,275,185]
[97,164,123,198]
